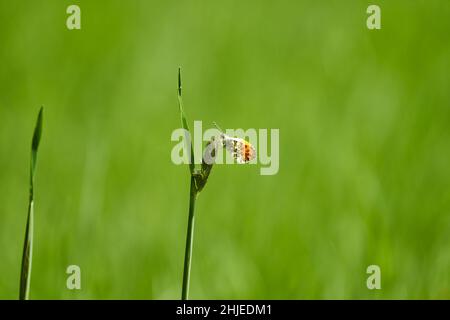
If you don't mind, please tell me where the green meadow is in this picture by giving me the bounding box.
[0,1,449,299]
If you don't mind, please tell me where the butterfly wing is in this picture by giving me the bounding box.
[222,135,256,163]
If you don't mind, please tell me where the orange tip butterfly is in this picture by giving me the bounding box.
[213,122,256,164]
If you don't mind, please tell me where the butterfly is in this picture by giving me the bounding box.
[213,122,256,164]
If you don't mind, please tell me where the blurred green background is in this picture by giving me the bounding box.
[0,0,449,299]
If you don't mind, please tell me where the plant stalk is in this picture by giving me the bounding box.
[19,199,33,300]
[181,176,198,300]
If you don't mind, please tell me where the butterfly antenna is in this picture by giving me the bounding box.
[212,121,224,132]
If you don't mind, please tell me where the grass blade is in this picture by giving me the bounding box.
[19,106,43,300]
[177,69,199,300]
[177,67,195,174]
[177,70,217,299]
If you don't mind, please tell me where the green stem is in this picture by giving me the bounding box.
[181,176,198,300]
[19,200,33,300]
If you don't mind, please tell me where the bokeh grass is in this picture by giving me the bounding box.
[0,1,449,299]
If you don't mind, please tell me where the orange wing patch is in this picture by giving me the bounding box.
[241,142,256,163]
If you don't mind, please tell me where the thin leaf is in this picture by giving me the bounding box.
[20,106,43,300]
[177,68,195,174]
